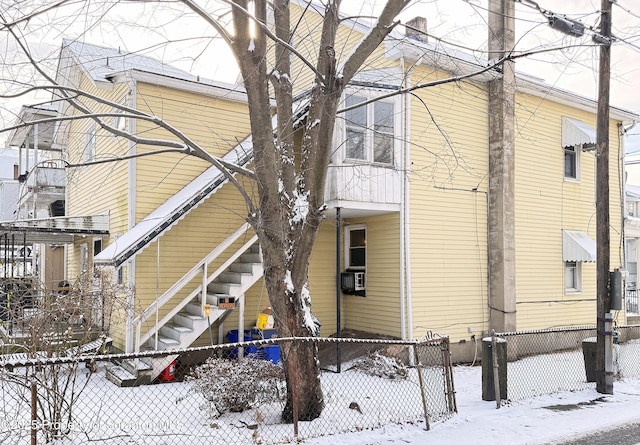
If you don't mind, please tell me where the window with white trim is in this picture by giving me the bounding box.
[344,93,395,165]
[84,124,96,163]
[80,243,89,274]
[564,261,581,293]
[113,99,127,134]
[346,225,366,270]
[564,145,578,180]
[627,238,638,276]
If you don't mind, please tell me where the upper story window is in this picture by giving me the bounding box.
[113,99,127,134]
[561,117,596,182]
[343,92,396,165]
[564,145,578,180]
[84,124,96,163]
[627,201,640,217]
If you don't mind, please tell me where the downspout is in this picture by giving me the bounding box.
[399,55,406,340]
[402,55,416,340]
[33,124,39,174]
[621,121,637,322]
[125,77,137,353]
[336,207,342,371]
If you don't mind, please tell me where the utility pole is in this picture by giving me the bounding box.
[487,0,517,335]
[596,0,613,395]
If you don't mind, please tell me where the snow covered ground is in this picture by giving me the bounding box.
[4,348,640,444]
[306,364,640,445]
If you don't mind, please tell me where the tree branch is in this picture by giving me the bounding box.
[339,0,411,85]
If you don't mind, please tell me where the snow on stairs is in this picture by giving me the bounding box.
[105,243,263,386]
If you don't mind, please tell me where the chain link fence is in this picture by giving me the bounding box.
[0,336,456,444]
[492,324,640,403]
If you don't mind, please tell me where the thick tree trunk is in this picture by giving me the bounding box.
[261,243,324,422]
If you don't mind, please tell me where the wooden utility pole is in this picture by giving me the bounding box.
[596,0,613,395]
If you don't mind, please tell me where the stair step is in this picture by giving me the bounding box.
[169,324,193,333]
[161,324,193,341]
[105,364,138,387]
[121,358,153,375]
[158,336,180,346]
[240,252,261,263]
[230,263,261,274]
[208,282,241,295]
[174,313,205,329]
[185,302,204,316]
[219,271,252,284]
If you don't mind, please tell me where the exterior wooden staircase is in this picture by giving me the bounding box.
[105,224,262,386]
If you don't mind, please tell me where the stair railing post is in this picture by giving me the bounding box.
[135,320,141,353]
[201,262,208,315]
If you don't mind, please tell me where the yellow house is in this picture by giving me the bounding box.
[9,5,637,378]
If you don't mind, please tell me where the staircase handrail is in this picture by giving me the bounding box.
[133,222,255,351]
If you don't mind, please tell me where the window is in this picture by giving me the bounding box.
[627,201,639,218]
[93,238,103,256]
[627,239,638,276]
[344,93,395,165]
[346,226,366,270]
[565,261,581,293]
[564,145,578,180]
[84,124,96,163]
[80,243,89,274]
[113,99,127,134]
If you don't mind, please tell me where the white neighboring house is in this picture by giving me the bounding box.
[625,184,640,314]
[0,148,20,221]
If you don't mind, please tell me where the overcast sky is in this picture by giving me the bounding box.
[2,0,640,179]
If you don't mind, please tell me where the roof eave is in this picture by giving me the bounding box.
[109,69,249,104]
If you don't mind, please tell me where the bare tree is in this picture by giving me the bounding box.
[1,0,414,422]
[0,272,124,442]
[217,0,412,421]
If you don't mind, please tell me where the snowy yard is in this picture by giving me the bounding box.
[1,335,640,444]
[0,340,453,444]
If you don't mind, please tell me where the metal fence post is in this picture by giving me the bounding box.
[413,343,431,431]
[491,331,501,409]
[31,381,37,445]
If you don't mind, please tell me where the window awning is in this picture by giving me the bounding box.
[563,230,596,262]
[562,117,596,148]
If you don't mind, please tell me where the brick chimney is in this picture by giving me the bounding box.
[406,17,428,43]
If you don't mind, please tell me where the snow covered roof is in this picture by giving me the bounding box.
[0,213,109,244]
[626,184,640,200]
[61,39,197,83]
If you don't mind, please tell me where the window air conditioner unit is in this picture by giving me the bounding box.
[341,271,366,295]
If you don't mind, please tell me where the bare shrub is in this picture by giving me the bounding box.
[352,351,409,380]
[189,356,286,418]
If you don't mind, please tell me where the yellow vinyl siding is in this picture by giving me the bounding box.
[342,213,402,337]
[134,82,251,222]
[307,222,339,337]
[65,75,130,279]
[406,64,489,341]
[132,180,251,329]
[514,91,622,330]
[285,3,395,97]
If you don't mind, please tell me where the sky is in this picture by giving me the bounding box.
[2,0,640,178]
